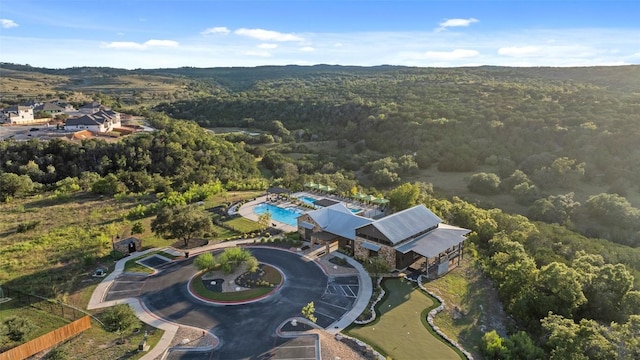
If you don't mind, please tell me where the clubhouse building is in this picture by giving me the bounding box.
[298,203,470,278]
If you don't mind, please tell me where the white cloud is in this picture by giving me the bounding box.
[300,46,315,52]
[103,41,145,50]
[438,18,478,31]
[423,49,479,60]
[102,39,179,50]
[144,39,179,47]
[235,28,303,42]
[258,43,278,49]
[244,50,272,57]
[201,26,230,35]
[498,46,541,57]
[1,19,18,29]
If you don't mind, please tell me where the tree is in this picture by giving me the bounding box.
[541,314,616,360]
[257,212,272,231]
[467,172,501,195]
[151,204,214,247]
[481,330,510,359]
[364,256,390,280]
[301,301,317,323]
[536,262,587,319]
[102,304,140,344]
[0,173,34,201]
[505,331,544,360]
[130,221,145,235]
[572,252,634,322]
[91,173,126,195]
[216,247,257,274]
[528,192,580,225]
[194,252,218,272]
[388,182,421,211]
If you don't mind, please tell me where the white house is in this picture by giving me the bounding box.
[65,110,120,133]
[1,106,35,124]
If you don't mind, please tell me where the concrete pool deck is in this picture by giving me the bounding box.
[235,192,385,235]
[236,195,298,233]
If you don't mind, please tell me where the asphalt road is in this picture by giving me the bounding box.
[140,247,329,360]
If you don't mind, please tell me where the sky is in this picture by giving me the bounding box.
[0,0,639,69]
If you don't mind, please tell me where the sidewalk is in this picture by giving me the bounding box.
[86,239,372,358]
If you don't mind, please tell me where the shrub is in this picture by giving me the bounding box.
[45,347,69,360]
[16,220,40,233]
[2,315,37,342]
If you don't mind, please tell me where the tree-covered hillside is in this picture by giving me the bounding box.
[152,65,640,246]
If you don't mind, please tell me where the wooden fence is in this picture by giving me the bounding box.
[0,316,91,360]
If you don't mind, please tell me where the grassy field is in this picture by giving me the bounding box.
[0,190,265,356]
[223,216,263,233]
[346,278,463,360]
[0,298,70,352]
[421,258,510,359]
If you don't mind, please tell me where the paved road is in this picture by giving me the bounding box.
[140,248,329,360]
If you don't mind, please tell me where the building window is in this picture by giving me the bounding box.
[369,249,378,258]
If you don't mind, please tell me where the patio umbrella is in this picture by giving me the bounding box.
[372,198,389,205]
[352,193,367,200]
[304,182,317,189]
[363,194,378,202]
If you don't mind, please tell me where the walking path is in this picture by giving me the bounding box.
[87,238,372,359]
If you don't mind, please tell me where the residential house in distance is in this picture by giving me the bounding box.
[34,102,65,116]
[298,203,470,277]
[0,106,35,124]
[79,101,104,114]
[65,109,121,133]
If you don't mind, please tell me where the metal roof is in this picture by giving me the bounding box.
[365,205,442,245]
[396,223,471,258]
[306,203,373,240]
[361,242,381,251]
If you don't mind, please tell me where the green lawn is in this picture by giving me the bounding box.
[223,216,262,233]
[346,278,463,360]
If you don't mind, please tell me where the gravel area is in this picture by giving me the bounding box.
[316,255,359,276]
[311,330,371,360]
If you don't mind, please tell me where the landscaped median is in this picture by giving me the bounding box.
[188,247,284,303]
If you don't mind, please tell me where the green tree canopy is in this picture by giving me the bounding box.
[151,204,214,247]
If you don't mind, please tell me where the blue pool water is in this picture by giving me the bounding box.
[299,196,317,206]
[253,203,304,227]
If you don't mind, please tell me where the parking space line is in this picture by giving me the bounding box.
[342,285,356,297]
[317,300,349,311]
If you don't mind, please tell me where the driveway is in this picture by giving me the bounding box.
[136,247,346,360]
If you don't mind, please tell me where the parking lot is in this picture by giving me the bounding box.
[104,273,148,302]
[315,276,359,327]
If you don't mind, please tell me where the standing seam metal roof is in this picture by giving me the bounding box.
[306,203,373,240]
[365,205,442,245]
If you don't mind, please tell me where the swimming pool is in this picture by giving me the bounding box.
[298,196,317,206]
[253,203,305,227]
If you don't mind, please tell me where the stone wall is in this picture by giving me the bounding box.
[354,237,396,270]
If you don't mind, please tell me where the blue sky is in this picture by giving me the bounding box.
[1,0,639,69]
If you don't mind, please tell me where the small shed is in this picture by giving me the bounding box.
[114,237,142,254]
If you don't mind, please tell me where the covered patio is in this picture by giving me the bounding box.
[395,224,471,278]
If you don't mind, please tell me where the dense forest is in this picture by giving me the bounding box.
[2,63,640,359]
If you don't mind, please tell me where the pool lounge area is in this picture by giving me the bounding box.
[235,191,386,233]
[253,203,305,227]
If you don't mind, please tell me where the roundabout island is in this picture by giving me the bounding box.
[91,243,370,360]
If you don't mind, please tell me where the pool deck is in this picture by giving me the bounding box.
[236,191,385,235]
[236,195,298,233]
